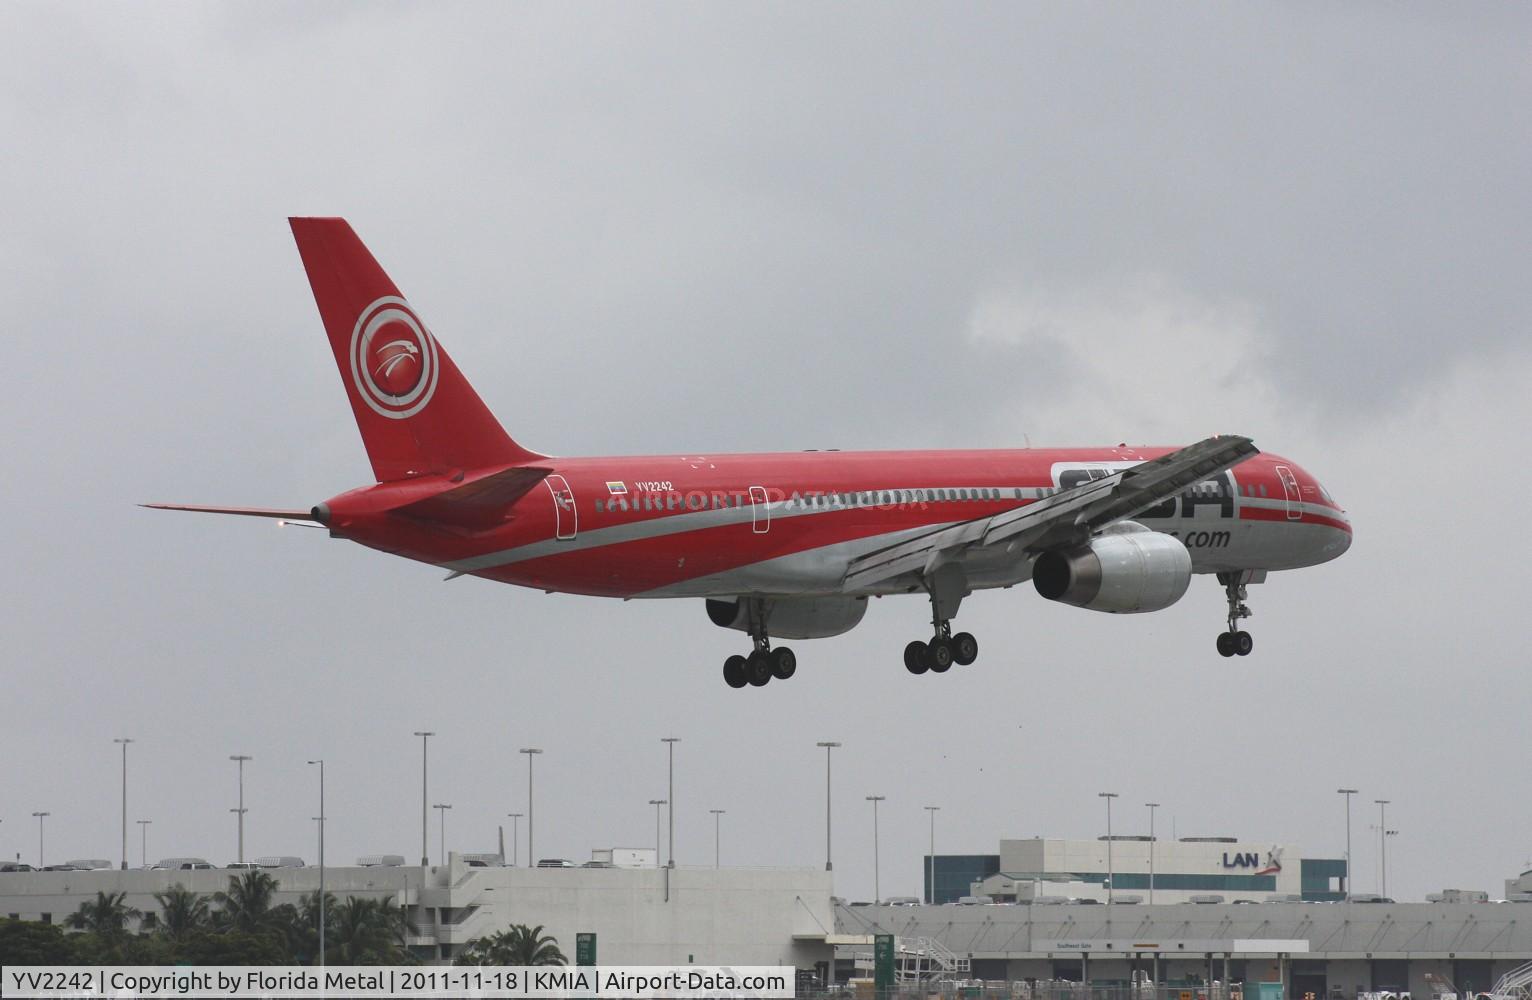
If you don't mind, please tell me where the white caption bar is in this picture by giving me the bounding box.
[1,966,796,999]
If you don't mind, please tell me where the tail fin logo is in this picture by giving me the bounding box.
[349,296,440,420]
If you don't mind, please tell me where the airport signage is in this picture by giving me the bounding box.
[1222,848,1283,875]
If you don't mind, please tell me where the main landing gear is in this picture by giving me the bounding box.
[904,564,979,675]
[722,622,797,690]
[1216,571,1254,657]
[903,626,979,675]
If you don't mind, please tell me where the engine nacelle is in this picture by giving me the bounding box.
[1032,523,1192,614]
[705,595,869,640]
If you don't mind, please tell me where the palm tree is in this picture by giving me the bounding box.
[213,870,280,934]
[455,924,565,966]
[373,896,418,956]
[280,891,337,964]
[328,897,386,965]
[149,885,211,941]
[63,891,142,938]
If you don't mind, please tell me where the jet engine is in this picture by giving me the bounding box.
[706,595,869,639]
[1032,522,1192,613]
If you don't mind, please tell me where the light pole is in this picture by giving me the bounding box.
[1146,802,1160,906]
[662,738,680,867]
[137,820,151,868]
[1338,788,1358,900]
[866,796,885,904]
[816,742,840,871]
[434,804,452,865]
[114,738,133,871]
[924,806,939,904]
[307,760,325,969]
[650,800,667,865]
[710,809,725,868]
[520,749,543,864]
[32,812,49,867]
[1099,792,1118,906]
[230,755,252,864]
[413,732,434,867]
[1375,799,1391,896]
[507,814,523,867]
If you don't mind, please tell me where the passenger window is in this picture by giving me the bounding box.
[595,499,605,513]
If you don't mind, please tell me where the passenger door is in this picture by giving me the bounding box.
[545,474,578,539]
[1274,465,1301,520]
[749,486,770,534]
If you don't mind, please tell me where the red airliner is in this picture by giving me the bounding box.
[148,219,1352,688]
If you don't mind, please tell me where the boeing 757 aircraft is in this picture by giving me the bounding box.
[147,219,1352,688]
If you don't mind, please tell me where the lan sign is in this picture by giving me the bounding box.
[1222,850,1282,875]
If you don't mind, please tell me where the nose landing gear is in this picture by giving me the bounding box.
[1216,571,1254,657]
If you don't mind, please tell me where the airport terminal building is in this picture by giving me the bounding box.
[928,837,1347,905]
[3,847,1530,997]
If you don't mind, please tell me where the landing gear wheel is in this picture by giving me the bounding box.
[723,655,749,688]
[770,646,797,680]
[951,632,978,666]
[904,640,929,675]
[927,637,953,673]
[1234,631,1253,656]
[1216,632,1236,657]
[746,650,772,686]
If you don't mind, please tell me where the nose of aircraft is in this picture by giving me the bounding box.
[1316,480,1352,560]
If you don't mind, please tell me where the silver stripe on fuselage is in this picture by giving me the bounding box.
[440,486,1346,577]
[440,486,1023,574]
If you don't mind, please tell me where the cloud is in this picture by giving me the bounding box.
[965,274,1285,445]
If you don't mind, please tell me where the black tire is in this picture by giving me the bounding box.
[1234,631,1254,656]
[770,646,797,680]
[1216,632,1236,657]
[952,632,979,666]
[723,655,748,689]
[746,650,772,686]
[927,638,953,673]
[904,640,929,675]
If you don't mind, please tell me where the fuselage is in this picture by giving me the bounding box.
[320,446,1351,600]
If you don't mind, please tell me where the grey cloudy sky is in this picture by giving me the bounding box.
[3,4,1530,902]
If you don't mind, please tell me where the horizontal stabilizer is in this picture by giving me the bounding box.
[392,465,553,531]
[141,503,317,520]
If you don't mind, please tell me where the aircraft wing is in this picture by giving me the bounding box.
[841,435,1258,592]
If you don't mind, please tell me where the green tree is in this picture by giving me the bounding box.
[213,870,280,933]
[455,924,565,966]
[0,919,81,964]
[63,891,142,938]
[328,897,389,965]
[148,884,212,941]
[177,929,288,964]
[372,896,419,958]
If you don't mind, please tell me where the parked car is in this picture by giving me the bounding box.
[536,858,576,868]
[1,863,37,873]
